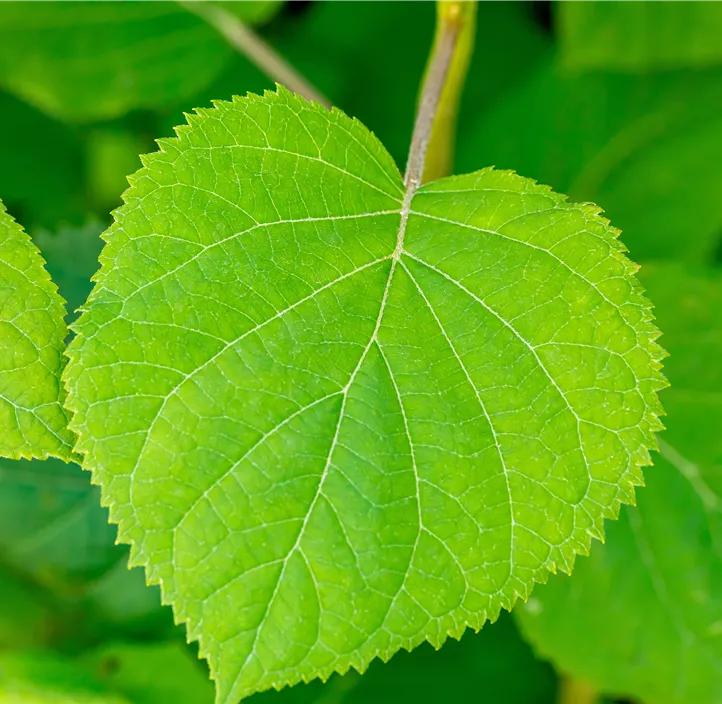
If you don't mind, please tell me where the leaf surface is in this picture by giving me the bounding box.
[0,201,74,460]
[0,1,279,122]
[559,2,722,72]
[517,264,722,704]
[64,89,664,702]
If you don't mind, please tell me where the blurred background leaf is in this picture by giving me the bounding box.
[460,58,722,263]
[0,2,280,123]
[0,652,130,704]
[559,2,722,72]
[0,92,85,231]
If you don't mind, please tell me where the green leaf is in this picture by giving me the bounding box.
[84,556,174,638]
[81,641,214,704]
[0,1,279,122]
[0,456,118,591]
[461,56,722,263]
[64,89,664,702]
[85,129,149,213]
[0,453,174,644]
[0,565,56,650]
[0,201,74,461]
[516,264,722,704]
[0,653,129,704]
[213,1,281,26]
[559,2,722,72]
[247,613,556,704]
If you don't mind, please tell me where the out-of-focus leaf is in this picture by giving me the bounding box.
[86,129,148,213]
[0,92,84,230]
[0,457,117,591]
[0,454,172,632]
[462,57,722,263]
[0,653,129,704]
[213,1,281,25]
[84,558,174,639]
[517,264,722,704]
[247,613,556,704]
[34,222,105,322]
[559,2,722,72]
[0,566,56,650]
[0,1,279,122]
[0,202,74,460]
[81,642,214,704]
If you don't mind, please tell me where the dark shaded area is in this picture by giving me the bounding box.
[282,0,313,18]
[712,229,722,266]
[529,0,553,35]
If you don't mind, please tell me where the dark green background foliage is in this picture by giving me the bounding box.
[0,2,720,703]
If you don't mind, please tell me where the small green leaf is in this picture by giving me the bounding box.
[517,264,722,704]
[0,201,74,461]
[64,89,664,702]
[0,1,280,122]
[559,2,722,72]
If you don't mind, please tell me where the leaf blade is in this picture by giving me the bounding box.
[0,201,74,461]
[64,90,664,702]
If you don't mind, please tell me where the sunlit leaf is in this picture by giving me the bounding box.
[0,201,74,460]
[64,88,664,702]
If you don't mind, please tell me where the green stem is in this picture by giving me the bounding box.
[409,1,476,186]
[558,674,600,704]
[181,1,331,108]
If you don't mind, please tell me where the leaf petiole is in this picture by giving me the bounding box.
[406,0,477,187]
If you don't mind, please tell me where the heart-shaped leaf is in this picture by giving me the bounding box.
[64,88,665,702]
